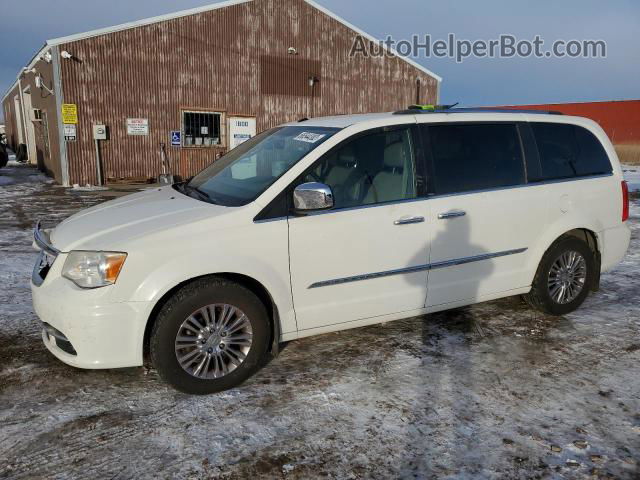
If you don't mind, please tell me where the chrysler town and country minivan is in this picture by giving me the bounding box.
[32,109,631,394]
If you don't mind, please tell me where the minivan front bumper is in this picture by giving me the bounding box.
[32,274,150,369]
[31,222,150,369]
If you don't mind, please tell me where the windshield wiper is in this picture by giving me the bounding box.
[183,184,219,205]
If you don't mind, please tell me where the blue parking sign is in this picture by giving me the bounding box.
[170,130,181,146]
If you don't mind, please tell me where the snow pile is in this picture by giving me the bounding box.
[71,184,109,191]
[0,172,51,186]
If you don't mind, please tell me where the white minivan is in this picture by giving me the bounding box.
[32,108,631,394]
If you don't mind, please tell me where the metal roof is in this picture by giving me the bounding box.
[3,0,442,103]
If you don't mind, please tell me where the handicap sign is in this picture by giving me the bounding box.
[170,130,181,146]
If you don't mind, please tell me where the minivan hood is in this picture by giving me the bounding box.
[50,186,232,251]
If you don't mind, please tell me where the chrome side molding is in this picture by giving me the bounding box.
[308,247,527,289]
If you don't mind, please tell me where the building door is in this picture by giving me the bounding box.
[288,125,431,332]
[13,95,24,145]
[21,88,37,165]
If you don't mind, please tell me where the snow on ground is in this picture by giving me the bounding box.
[0,163,639,479]
[623,165,640,192]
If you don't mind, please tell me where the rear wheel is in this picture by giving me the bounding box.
[150,278,270,394]
[524,237,596,316]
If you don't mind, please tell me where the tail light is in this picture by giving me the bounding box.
[622,181,629,222]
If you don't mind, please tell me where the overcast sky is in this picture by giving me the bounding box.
[1,0,639,122]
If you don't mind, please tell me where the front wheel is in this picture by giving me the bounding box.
[524,237,596,316]
[150,278,270,394]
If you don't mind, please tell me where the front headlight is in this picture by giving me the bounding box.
[62,251,127,288]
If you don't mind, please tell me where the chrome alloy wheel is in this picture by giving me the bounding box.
[547,251,587,305]
[175,304,253,379]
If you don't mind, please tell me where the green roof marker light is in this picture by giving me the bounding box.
[408,103,459,111]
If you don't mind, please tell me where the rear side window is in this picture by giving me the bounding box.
[531,123,611,181]
[574,126,612,176]
[426,124,525,195]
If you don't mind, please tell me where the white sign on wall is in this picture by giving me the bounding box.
[126,118,149,135]
[229,116,256,149]
[63,124,76,142]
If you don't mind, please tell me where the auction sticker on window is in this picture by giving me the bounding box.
[294,132,326,143]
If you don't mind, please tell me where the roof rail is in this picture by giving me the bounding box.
[393,107,564,115]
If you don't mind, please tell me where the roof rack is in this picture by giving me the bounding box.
[394,106,564,115]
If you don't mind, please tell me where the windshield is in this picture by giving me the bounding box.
[186,126,340,206]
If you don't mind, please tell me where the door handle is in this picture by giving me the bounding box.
[394,216,425,225]
[438,210,466,220]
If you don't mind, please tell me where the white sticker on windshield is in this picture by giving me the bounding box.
[293,132,326,143]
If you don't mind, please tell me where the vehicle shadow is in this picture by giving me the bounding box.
[399,213,495,476]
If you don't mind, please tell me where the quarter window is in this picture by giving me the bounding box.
[182,110,222,147]
[303,128,417,209]
[426,124,525,195]
[530,123,612,180]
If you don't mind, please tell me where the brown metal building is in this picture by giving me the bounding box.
[1,0,441,186]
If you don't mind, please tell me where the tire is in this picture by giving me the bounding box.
[150,277,270,394]
[524,236,596,316]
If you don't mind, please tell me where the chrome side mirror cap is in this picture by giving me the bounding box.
[293,182,334,213]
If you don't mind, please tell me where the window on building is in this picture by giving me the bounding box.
[531,122,611,180]
[303,127,417,209]
[426,123,525,195]
[182,111,222,147]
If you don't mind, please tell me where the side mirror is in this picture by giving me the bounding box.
[293,182,334,213]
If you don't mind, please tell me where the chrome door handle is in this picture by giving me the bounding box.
[394,216,425,225]
[438,210,466,220]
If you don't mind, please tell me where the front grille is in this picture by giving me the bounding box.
[43,323,77,356]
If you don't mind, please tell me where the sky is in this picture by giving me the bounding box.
[1,0,639,122]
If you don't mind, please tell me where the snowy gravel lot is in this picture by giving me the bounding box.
[1,162,638,479]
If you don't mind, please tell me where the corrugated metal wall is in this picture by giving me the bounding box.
[1,62,62,181]
[58,0,438,185]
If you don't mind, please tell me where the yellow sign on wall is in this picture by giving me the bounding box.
[61,103,78,124]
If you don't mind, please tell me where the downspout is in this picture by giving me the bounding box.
[51,45,70,186]
[436,78,441,104]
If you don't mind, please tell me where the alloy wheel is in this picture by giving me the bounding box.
[174,304,253,379]
[547,250,587,305]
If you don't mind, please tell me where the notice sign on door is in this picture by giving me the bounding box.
[126,118,149,135]
[61,104,77,124]
[63,124,76,142]
[229,116,256,149]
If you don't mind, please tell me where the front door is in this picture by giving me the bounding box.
[288,126,431,331]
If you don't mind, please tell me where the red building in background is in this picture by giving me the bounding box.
[493,100,640,164]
